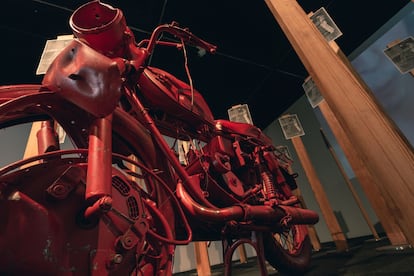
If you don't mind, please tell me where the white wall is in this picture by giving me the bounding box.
[173,242,257,274]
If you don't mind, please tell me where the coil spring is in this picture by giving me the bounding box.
[261,170,276,199]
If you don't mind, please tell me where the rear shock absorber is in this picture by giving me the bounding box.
[261,168,277,200]
[255,146,277,201]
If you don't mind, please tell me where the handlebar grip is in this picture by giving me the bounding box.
[180,29,217,54]
[168,22,217,54]
[190,37,217,54]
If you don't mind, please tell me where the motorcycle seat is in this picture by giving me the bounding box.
[215,119,273,146]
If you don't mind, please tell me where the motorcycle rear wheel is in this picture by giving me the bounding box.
[263,224,312,275]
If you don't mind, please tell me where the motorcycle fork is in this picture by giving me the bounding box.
[85,115,113,211]
[82,115,121,275]
[37,115,115,214]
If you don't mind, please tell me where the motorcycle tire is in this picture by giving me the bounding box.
[263,224,312,275]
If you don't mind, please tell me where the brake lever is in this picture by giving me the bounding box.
[138,21,217,61]
[169,22,217,54]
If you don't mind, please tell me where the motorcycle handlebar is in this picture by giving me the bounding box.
[144,22,217,55]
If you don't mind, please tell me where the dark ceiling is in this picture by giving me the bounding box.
[1,0,411,129]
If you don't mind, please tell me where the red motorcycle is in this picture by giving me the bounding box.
[0,1,318,275]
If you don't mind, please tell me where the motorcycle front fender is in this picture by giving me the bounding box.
[42,39,123,118]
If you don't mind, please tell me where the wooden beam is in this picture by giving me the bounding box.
[23,122,42,159]
[292,188,322,251]
[265,0,414,246]
[194,242,211,276]
[316,38,408,245]
[291,136,348,252]
[237,244,248,264]
[177,140,212,275]
[318,100,408,245]
[320,128,380,241]
[284,154,321,251]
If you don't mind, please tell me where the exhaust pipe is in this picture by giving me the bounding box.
[176,183,319,226]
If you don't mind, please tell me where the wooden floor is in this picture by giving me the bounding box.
[174,236,414,275]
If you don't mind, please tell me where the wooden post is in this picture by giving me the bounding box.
[320,129,380,240]
[282,150,322,251]
[292,188,322,251]
[22,121,42,160]
[307,223,322,252]
[316,37,408,245]
[318,100,408,245]
[194,242,212,276]
[291,136,348,252]
[265,0,414,246]
[237,244,248,264]
[177,140,212,275]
